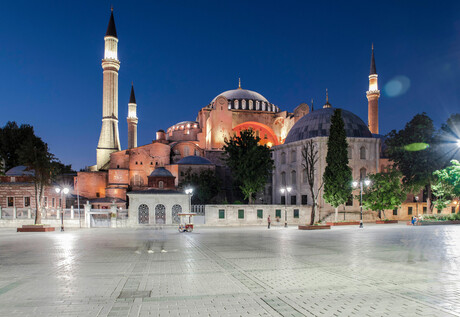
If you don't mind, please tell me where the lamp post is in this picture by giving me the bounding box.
[55,186,69,232]
[280,186,291,228]
[352,179,371,228]
[185,188,193,213]
[415,195,419,217]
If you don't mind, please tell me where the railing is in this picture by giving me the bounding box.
[192,205,205,215]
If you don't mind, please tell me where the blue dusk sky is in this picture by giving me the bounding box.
[1,1,459,170]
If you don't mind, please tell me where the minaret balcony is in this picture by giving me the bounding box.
[366,90,380,96]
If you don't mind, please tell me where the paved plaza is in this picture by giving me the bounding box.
[0,224,459,316]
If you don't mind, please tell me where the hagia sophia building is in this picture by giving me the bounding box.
[76,10,382,209]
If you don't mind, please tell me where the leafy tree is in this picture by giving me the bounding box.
[0,121,37,171]
[323,109,352,221]
[361,169,406,219]
[302,139,324,225]
[223,129,274,204]
[437,113,460,165]
[17,135,61,225]
[179,168,221,204]
[432,160,460,211]
[385,113,437,211]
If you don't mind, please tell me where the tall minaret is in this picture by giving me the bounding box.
[127,83,138,149]
[97,8,121,170]
[366,44,380,134]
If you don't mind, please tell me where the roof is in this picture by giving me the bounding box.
[149,167,174,178]
[105,10,118,38]
[212,88,269,103]
[370,45,377,75]
[89,197,125,203]
[129,84,136,103]
[285,107,373,143]
[5,166,34,176]
[177,156,213,165]
[129,189,184,195]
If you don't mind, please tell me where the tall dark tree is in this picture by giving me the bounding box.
[385,113,437,211]
[179,168,221,204]
[302,139,324,225]
[223,129,274,204]
[0,121,37,171]
[323,109,352,221]
[17,136,60,225]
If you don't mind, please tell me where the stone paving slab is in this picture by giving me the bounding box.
[0,225,460,316]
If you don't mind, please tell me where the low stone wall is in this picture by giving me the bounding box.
[205,204,311,226]
[0,219,83,228]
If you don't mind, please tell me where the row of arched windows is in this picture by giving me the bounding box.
[281,146,368,165]
[229,99,279,112]
[280,167,368,187]
[138,203,183,224]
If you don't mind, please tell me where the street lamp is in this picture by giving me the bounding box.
[55,186,69,232]
[280,186,291,228]
[352,179,371,228]
[185,188,193,213]
[415,195,419,217]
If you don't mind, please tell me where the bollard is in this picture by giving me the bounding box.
[28,208,31,219]
[71,206,74,219]
[0,206,2,219]
[13,206,17,219]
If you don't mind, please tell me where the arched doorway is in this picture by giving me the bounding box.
[172,204,182,224]
[138,204,149,224]
[155,204,166,224]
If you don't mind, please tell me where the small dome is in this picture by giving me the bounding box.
[177,156,212,165]
[5,166,34,176]
[285,107,372,143]
[149,167,174,177]
[212,88,269,103]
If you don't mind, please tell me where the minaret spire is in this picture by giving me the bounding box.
[97,9,121,170]
[323,89,331,108]
[127,83,138,149]
[238,78,242,89]
[367,43,380,134]
[311,98,314,112]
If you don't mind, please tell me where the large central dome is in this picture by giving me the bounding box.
[211,88,269,103]
[285,107,373,143]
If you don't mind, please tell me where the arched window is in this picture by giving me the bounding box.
[281,172,286,186]
[291,170,296,185]
[138,204,149,224]
[242,100,246,109]
[291,150,296,163]
[281,152,286,164]
[256,101,260,110]
[184,146,189,157]
[172,204,182,224]
[155,204,166,224]
[228,101,231,109]
[360,146,366,160]
[249,100,253,110]
[360,168,367,180]
[158,181,164,189]
[262,102,266,111]
[348,146,353,159]
[234,100,239,109]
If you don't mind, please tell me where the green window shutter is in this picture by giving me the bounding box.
[219,209,225,219]
[238,209,244,219]
[293,209,299,218]
[257,209,263,219]
[275,209,281,218]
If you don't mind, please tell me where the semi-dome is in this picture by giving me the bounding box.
[177,156,212,165]
[149,167,174,177]
[285,108,373,143]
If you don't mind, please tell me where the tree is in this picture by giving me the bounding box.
[437,113,460,165]
[385,113,437,211]
[223,129,274,204]
[179,168,221,204]
[17,135,61,225]
[302,139,324,225]
[0,121,37,171]
[432,160,460,211]
[361,169,406,219]
[323,109,352,221]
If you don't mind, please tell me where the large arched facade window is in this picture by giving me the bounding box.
[138,204,149,224]
[291,170,296,185]
[360,146,366,160]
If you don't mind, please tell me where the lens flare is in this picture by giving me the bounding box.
[404,143,429,151]
[384,75,410,97]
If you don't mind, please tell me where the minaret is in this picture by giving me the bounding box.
[323,89,332,108]
[97,8,121,170]
[366,44,380,134]
[127,83,138,149]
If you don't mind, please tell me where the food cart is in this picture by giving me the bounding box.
[178,213,197,232]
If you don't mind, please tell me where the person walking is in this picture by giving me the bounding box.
[267,215,271,229]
